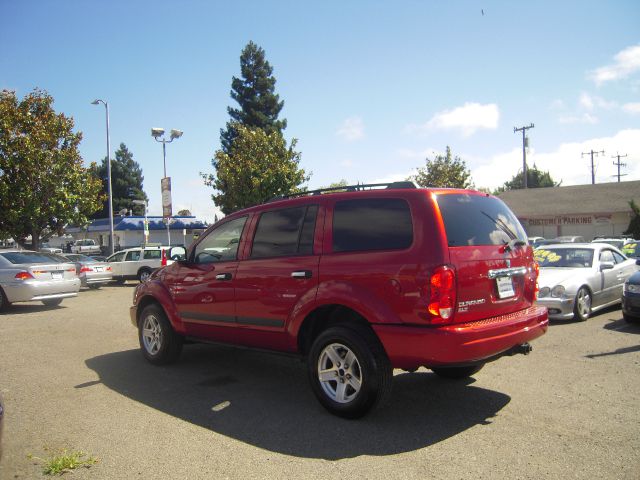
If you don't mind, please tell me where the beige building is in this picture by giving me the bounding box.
[498,180,640,240]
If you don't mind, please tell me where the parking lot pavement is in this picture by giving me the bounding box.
[1,284,639,479]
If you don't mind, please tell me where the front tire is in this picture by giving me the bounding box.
[138,268,152,283]
[432,364,484,379]
[88,284,102,290]
[308,325,392,419]
[573,287,591,322]
[138,304,183,365]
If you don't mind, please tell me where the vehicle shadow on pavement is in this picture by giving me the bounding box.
[604,317,640,335]
[85,345,511,460]
[0,304,66,315]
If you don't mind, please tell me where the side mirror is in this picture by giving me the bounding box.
[599,261,614,271]
[169,246,187,261]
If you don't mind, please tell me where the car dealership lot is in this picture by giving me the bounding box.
[0,285,638,479]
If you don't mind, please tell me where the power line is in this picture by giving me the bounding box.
[581,149,604,184]
[514,123,534,188]
[612,153,628,182]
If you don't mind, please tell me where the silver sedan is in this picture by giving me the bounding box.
[0,250,80,310]
[61,253,113,289]
[535,243,638,321]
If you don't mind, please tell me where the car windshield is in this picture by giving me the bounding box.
[0,251,65,264]
[622,242,639,258]
[534,248,594,268]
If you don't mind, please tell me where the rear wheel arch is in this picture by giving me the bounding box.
[297,304,378,356]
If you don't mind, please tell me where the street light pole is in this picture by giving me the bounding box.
[91,99,115,255]
[151,128,183,246]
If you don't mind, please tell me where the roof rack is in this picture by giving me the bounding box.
[268,181,416,202]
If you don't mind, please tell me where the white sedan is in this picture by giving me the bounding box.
[535,243,638,321]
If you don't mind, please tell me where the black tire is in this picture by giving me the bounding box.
[307,325,392,419]
[573,286,591,322]
[432,364,484,379]
[0,288,10,312]
[113,278,126,285]
[138,268,152,283]
[42,298,62,307]
[138,304,183,365]
[88,284,101,290]
[623,313,640,324]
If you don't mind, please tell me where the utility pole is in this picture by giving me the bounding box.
[581,149,604,184]
[514,123,534,188]
[611,153,628,182]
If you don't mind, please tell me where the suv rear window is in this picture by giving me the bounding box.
[251,205,318,258]
[437,194,527,247]
[143,250,161,260]
[332,198,413,253]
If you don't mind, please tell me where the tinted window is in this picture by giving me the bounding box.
[437,194,527,247]
[0,252,63,264]
[194,216,247,264]
[251,206,317,258]
[144,250,161,260]
[332,198,413,253]
[125,250,141,261]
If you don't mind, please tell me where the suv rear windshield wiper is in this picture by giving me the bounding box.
[481,211,526,251]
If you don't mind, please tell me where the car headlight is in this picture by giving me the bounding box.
[551,285,566,297]
[625,283,640,294]
[538,287,550,298]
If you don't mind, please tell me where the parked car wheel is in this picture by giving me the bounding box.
[88,284,101,290]
[138,305,183,365]
[113,279,126,285]
[42,299,62,307]
[138,268,152,283]
[308,325,392,419]
[573,286,591,321]
[623,313,640,324]
[431,364,484,379]
[0,288,10,312]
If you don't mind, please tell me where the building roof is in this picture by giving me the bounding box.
[66,216,208,233]
[497,180,640,217]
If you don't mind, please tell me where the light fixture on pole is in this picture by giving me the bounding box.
[91,99,115,255]
[132,199,149,247]
[151,128,183,246]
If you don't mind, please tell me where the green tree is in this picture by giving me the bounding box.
[203,123,309,214]
[177,209,192,216]
[219,41,287,154]
[494,164,560,193]
[90,143,148,218]
[624,200,640,239]
[409,146,474,188]
[0,89,103,249]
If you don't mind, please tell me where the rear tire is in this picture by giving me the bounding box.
[0,288,11,312]
[573,287,591,322]
[113,278,126,285]
[138,304,183,365]
[432,364,484,379]
[88,284,101,290]
[42,299,62,307]
[138,268,152,283]
[307,325,392,419]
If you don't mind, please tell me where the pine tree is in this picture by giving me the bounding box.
[91,143,148,218]
[219,41,287,153]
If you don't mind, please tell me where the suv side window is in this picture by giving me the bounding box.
[144,249,161,260]
[332,198,412,253]
[194,216,247,264]
[599,250,614,263]
[126,250,141,261]
[251,205,318,259]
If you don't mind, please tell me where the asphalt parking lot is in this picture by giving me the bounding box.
[0,284,639,479]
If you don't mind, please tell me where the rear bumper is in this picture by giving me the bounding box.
[373,306,548,370]
[2,278,81,303]
[81,273,113,287]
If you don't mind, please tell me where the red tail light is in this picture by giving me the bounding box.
[428,265,456,324]
[80,266,93,273]
[106,266,112,272]
[15,271,34,280]
[161,249,167,266]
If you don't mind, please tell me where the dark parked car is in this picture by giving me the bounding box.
[130,182,548,418]
[622,261,640,323]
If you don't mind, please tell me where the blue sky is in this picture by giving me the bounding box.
[2,0,639,222]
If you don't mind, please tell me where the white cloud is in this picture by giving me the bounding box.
[590,44,640,86]
[472,129,640,190]
[623,102,640,114]
[407,102,500,137]
[336,116,365,141]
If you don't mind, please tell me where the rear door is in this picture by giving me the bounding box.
[436,193,536,323]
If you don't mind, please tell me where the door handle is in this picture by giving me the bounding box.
[216,273,232,281]
[291,270,312,279]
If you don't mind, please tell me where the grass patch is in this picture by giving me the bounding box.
[29,448,98,476]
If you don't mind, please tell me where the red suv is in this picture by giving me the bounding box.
[130,182,548,418]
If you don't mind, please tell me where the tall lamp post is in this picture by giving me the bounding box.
[91,99,115,255]
[151,128,183,246]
